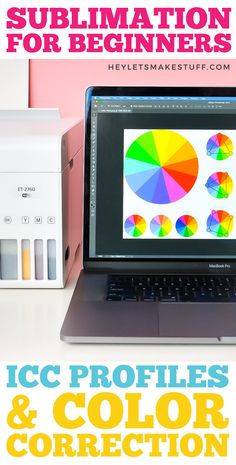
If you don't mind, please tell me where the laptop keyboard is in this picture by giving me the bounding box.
[106,275,236,303]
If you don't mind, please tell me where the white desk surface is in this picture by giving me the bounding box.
[1,251,236,362]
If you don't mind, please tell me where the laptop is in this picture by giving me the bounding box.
[60,86,236,344]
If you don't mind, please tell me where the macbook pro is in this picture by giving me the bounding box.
[61,86,236,343]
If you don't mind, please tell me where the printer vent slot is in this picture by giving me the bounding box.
[0,240,18,280]
[34,239,44,280]
[47,239,57,280]
[22,239,31,280]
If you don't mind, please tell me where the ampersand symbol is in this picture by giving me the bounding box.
[7,395,37,429]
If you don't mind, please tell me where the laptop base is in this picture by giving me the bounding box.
[60,271,236,344]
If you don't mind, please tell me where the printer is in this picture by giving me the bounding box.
[0,109,83,288]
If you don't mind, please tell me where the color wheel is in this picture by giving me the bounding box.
[124,215,146,237]
[207,133,233,160]
[176,215,198,238]
[125,130,198,204]
[207,210,234,238]
[150,215,172,237]
[206,172,233,199]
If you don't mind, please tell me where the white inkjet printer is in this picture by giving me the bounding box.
[0,109,83,288]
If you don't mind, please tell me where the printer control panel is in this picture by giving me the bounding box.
[3,215,56,225]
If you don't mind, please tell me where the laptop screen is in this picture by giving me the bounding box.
[85,88,236,261]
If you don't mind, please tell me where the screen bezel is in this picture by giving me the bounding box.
[84,86,236,272]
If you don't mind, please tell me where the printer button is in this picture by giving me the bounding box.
[47,216,55,224]
[22,216,29,224]
[34,216,42,224]
[4,216,12,224]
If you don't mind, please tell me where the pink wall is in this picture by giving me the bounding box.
[30,59,236,117]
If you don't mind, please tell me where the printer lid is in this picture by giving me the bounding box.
[0,109,83,172]
[0,109,61,121]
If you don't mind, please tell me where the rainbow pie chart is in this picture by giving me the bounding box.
[150,215,172,237]
[124,215,146,237]
[207,133,233,160]
[125,130,198,204]
[207,210,234,238]
[176,215,198,238]
[206,172,233,199]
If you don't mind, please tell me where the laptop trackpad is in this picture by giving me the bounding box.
[159,303,236,338]
[64,302,158,339]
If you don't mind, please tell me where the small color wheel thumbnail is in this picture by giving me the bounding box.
[206,133,233,161]
[176,215,198,238]
[150,215,172,237]
[124,215,146,237]
[207,210,234,238]
[205,172,233,199]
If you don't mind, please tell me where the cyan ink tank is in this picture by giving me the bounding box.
[0,109,83,288]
